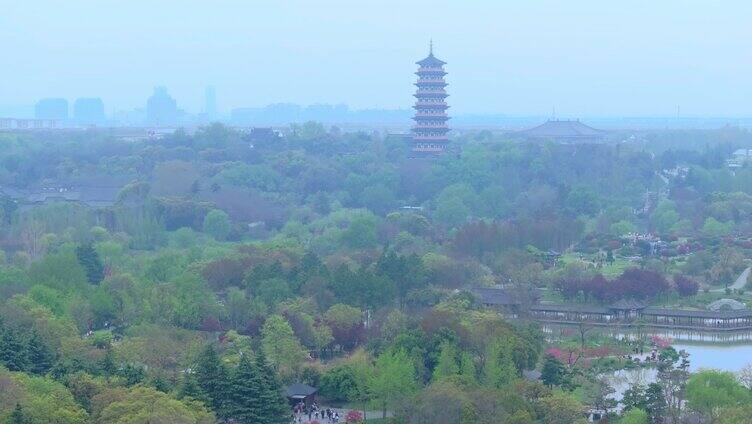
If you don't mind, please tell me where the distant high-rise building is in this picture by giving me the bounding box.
[411,41,450,155]
[35,98,68,120]
[146,86,178,125]
[205,85,217,119]
[73,98,106,125]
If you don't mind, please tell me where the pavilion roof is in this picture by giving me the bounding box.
[610,299,648,311]
[285,382,317,397]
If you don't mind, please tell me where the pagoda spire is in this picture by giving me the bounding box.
[429,39,433,55]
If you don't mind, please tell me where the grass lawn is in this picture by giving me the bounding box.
[599,259,632,278]
[557,253,634,278]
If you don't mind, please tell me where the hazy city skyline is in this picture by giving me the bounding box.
[2,1,752,117]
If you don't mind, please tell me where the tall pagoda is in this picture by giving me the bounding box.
[411,41,450,155]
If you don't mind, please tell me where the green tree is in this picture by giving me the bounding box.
[686,370,749,423]
[195,344,231,419]
[483,339,517,388]
[621,408,648,424]
[323,303,363,350]
[320,365,360,402]
[0,322,28,372]
[26,329,55,374]
[340,215,377,249]
[395,380,474,424]
[432,342,460,382]
[583,376,617,415]
[255,351,290,424]
[10,404,27,424]
[203,209,231,240]
[376,251,426,304]
[178,371,203,401]
[644,382,666,422]
[622,384,647,412]
[96,386,214,424]
[99,349,117,378]
[369,349,419,418]
[227,354,264,424]
[540,354,566,387]
[538,392,587,424]
[361,183,396,215]
[27,250,88,292]
[261,315,307,380]
[0,368,88,424]
[75,244,105,284]
[701,217,733,237]
[435,197,471,229]
[650,200,680,234]
[610,220,636,236]
[566,185,600,215]
[720,406,752,424]
[457,352,477,385]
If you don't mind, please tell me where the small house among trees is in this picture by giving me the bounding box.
[285,382,317,407]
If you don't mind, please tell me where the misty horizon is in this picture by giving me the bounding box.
[2,1,752,118]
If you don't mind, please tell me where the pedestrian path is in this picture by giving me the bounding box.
[293,406,392,423]
[710,266,751,292]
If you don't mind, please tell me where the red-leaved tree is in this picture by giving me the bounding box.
[345,410,363,423]
[674,274,699,297]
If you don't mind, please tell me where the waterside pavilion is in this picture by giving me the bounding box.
[472,288,752,331]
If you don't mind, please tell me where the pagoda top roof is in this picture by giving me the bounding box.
[416,41,446,66]
[518,120,605,138]
[417,53,446,67]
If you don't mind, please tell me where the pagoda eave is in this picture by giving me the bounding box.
[413,105,449,108]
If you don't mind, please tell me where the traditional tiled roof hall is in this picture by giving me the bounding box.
[518,119,606,143]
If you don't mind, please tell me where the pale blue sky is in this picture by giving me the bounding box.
[1,0,751,116]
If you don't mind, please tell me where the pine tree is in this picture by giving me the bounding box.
[26,329,55,374]
[195,344,231,419]
[178,371,204,401]
[227,354,265,423]
[120,364,146,386]
[99,348,117,379]
[622,384,647,412]
[458,351,478,385]
[645,382,667,422]
[151,374,171,393]
[10,404,26,424]
[75,244,105,284]
[0,324,28,372]
[255,350,291,424]
[432,342,460,382]
[483,339,517,388]
[541,353,566,387]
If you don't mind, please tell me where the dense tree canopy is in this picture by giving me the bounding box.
[2,125,752,422]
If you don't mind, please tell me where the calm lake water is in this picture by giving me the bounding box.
[673,342,752,373]
[605,340,752,405]
[605,343,752,407]
[543,324,752,373]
